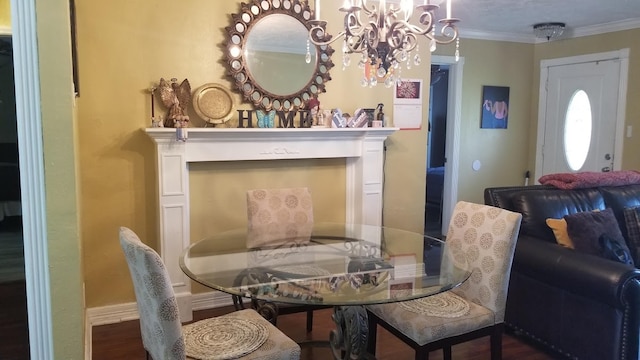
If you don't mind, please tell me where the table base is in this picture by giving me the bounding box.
[330,306,372,360]
[240,298,375,359]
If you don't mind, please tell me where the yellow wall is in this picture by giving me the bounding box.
[34,0,83,358]
[0,0,10,31]
[75,0,430,308]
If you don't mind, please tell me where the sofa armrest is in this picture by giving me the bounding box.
[514,236,640,308]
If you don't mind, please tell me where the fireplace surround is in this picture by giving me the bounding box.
[145,127,397,320]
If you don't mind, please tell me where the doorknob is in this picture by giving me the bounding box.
[604,154,612,160]
[602,167,611,172]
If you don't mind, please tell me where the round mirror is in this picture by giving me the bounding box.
[245,14,316,96]
[225,0,334,112]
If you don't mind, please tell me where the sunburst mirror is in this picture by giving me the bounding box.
[225,0,334,112]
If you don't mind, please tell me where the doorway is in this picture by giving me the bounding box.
[535,49,629,178]
[425,64,448,235]
[0,34,29,359]
[427,55,463,236]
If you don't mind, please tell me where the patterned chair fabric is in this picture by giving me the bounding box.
[242,187,327,332]
[119,227,301,360]
[366,201,522,359]
[246,187,314,248]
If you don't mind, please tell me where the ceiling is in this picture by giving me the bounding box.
[435,0,640,43]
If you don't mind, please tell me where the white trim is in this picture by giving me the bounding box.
[462,19,640,44]
[534,49,629,181]
[0,26,11,35]
[85,291,233,358]
[10,1,54,359]
[461,29,535,44]
[431,55,463,235]
[569,19,640,39]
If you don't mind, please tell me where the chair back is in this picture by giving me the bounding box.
[246,187,314,247]
[119,227,185,360]
[445,201,522,323]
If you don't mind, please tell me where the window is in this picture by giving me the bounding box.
[564,90,592,171]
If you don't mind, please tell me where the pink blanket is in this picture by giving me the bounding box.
[538,171,640,189]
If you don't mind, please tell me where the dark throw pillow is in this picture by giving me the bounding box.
[599,233,633,265]
[564,208,634,265]
[623,206,640,264]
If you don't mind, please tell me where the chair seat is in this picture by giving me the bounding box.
[184,309,300,360]
[367,292,495,346]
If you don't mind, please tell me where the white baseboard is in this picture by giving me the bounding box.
[85,291,233,359]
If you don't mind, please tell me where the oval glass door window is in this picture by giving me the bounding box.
[564,90,592,171]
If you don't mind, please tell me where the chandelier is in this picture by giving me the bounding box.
[308,0,460,88]
[533,22,565,41]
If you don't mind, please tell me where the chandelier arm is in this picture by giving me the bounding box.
[309,23,344,46]
[391,20,433,37]
[360,1,375,14]
[434,21,459,45]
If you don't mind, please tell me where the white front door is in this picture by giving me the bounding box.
[535,50,629,179]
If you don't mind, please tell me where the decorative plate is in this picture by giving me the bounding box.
[192,83,235,124]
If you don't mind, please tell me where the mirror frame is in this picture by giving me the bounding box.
[225,0,334,112]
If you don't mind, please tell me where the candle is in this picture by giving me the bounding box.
[315,0,320,20]
[150,88,155,118]
[446,0,451,18]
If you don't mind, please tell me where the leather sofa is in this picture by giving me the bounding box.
[484,184,640,360]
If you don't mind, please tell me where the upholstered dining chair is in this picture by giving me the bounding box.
[235,187,329,332]
[366,201,522,360]
[119,226,300,360]
[245,187,314,247]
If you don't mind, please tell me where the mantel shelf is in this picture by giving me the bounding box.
[145,127,398,142]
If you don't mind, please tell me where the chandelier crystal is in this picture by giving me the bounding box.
[533,22,565,41]
[309,0,460,88]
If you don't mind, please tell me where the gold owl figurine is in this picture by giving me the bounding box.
[158,77,191,128]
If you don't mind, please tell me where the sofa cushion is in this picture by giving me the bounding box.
[511,189,604,242]
[564,208,634,265]
[623,206,640,264]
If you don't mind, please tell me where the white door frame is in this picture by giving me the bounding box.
[431,55,464,234]
[11,1,54,359]
[534,49,629,181]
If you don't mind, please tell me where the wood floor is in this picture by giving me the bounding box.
[0,280,29,360]
[0,217,29,360]
[92,306,561,360]
[1,279,561,360]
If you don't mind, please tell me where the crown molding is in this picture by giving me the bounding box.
[460,28,535,43]
[570,18,640,38]
[460,18,640,44]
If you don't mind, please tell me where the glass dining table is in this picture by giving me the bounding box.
[180,223,470,360]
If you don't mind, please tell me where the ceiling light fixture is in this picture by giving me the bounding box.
[533,22,566,41]
[308,0,460,88]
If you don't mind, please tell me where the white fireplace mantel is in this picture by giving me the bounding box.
[145,127,397,320]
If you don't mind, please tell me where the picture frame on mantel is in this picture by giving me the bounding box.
[481,85,509,129]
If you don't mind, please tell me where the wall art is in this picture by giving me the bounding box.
[481,85,510,129]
